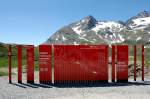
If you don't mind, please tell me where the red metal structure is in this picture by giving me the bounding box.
[112,45,116,82]
[17,45,22,83]
[134,45,137,81]
[7,44,145,84]
[116,45,128,82]
[39,45,52,84]
[80,45,108,83]
[26,45,34,83]
[54,45,80,84]
[8,45,12,83]
[142,45,144,81]
[54,45,108,84]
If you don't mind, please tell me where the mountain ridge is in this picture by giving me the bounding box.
[45,11,150,45]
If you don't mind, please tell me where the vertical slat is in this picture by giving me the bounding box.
[8,45,12,83]
[112,45,116,82]
[142,45,144,81]
[17,45,22,83]
[134,45,137,81]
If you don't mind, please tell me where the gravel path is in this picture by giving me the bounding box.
[0,74,150,99]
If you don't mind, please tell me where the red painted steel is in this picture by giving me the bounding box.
[17,45,22,83]
[8,45,12,83]
[39,45,52,84]
[54,45,108,84]
[112,45,116,82]
[26,45,34,83]
[116,45,128,82]
[54,45,80,84]
[134,45,137,81]
[142,45,144,81]
[80,45,108,83]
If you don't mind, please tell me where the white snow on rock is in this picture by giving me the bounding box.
[118,34,125,41]
[92,21,123,32]
[130,17,150,29]
[79,36,89,41]
[62,35,67,41]
[136,37,142,41]
[72,26,83,35]
[73,41,78,45]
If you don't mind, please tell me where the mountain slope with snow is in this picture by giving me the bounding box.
[45,11,150,45]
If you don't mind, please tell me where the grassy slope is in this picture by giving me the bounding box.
[0,44,39,76]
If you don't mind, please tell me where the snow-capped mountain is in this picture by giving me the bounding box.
[127,11,150,30]
[45,11,150,45]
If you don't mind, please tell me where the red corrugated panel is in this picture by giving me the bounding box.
[112,45,116,82]
[39,45,52,84]
[17,45,22,83]
[26,45,34,83]
[116,45,128,82]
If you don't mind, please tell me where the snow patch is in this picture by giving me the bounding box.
[136,37,142,41]
[62,36,67,41]
[79,37,89,41]
[72,26,83,35]
[118,34,125,41]
[130,17,150,29]
[73,42,78,45]
[92,21,123,32]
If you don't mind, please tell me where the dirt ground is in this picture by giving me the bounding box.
[0,73,150,99]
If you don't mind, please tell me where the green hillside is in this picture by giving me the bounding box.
[0,43,39,76]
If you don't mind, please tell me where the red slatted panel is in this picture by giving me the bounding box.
[112,45,116,82]
[54,45,80,84]
[26,45,34,83]
[99,45,108,82]
[80,45,108,83]
[54,45,108,84]
[39,45,52,84]
[116,45,128,82]
[54,45,63,84]
[17,45,22,83]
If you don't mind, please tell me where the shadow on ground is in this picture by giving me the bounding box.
[10,81,150,88]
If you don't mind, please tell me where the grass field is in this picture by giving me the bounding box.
[0,44,39,76]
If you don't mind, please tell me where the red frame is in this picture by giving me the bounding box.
[134,45,137,81]
[8,45,12,83]
[26,45,34,83]
[142,45,144,81]
[17,45,22,83]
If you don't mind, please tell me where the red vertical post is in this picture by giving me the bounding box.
[8,45,12,83]
[17,45,22,83]
[142,45,144,81]
[134,45,137,81]
[112,45,116,82]
[26,45,34,83]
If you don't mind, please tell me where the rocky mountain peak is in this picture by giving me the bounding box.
[74,15,97,31]
[132,11,150,19]
[81,15,97,23]
[45,11,150,45]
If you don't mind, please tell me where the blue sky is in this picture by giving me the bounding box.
[0,0,149,45]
